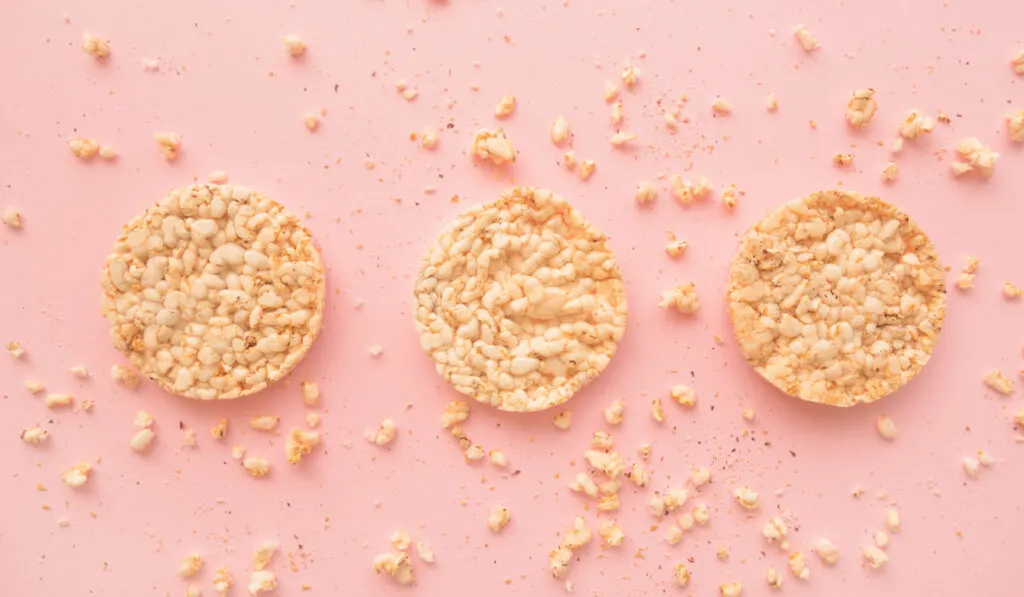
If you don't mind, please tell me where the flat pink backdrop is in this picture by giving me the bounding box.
[1,0,1022,595]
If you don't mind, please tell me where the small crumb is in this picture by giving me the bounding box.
[673,564,691,587]
[419,127,439,150]
[659,283,699,314]
[487,505,511,533]
[283,34,306,57]
[635,181,657,204]
[179,554,203,578]
[664,110,678,129]
[464,444,485,462]
[876,414,897,440]
[1007,110,1024,143]
[248,570,277,595]
[402,88,419,101]
[833,153,855,166]
[788,551,810,580]
[610,131,637,147]
[111,364,140,389]
[690,466,711,487]
[285,429,320,464]
[604,80,619,102]
[570,472,599,497]
[1002,283,1022,299]
[441,400,470,429]
[814,539,839,565]
[733,486,759,510]
[599,521,625,546]
[716,545,730,560]
[45,393,74,409]
[211,419,228,439]
[874,530,890,548]
[553,410,572,430]
[591,430,614,450]
[900,109,935,139]
[242,457,270,478]
[766,92,778,111]
[720,581,743,597]
[300,381,320,406]
[611,102,624,125]
[6,341,25,358]
[471,129,515,166]
[762,516,788,543]
[20,427,49,445]
[368,345,383,357]
[891,137,904,153]
[742,408,755,421]
[181,427,197,447]
[955,273,975,290]
[61,462,92,488]
[68,137,99,160]
[983,370,1014,395]
[650,398,665,423]
[81,32,110,58]
[488,449,508,467]
[846,89,877,127]
[213,566,233,594]
[862,545,888,569]
[721,185,739,209]
[665,239,687,258]
[604,399,624,425]
[154,132,182,160]
[207,170,228,184]
[563,151,577,170]
[1011,49,1024,75]
[882,162,899,182]
[2,207,22,229]
[793,24,819,51]
[767,568,783,588]
[550,116,569,145]
[129,428,155,453]
[373,552,414,585]
[628,462,652,487]
[852,485,865,498]
[366,419,397,446]
[671,385,697,407]
[415,541,435,563]
[390,530,412,551]
[964,256,980,274]
[304,112,320,132]
[712,97,732,115]
[98,145,117,160]
[951,138,998,178]
[494,95,516,118]
[621,64,641,88]
[670,174,712,204]
[579,160,596,181]
[886,508,901,532]
[24,380,45,394]
[231,446,246,460]
[963,456,980,477]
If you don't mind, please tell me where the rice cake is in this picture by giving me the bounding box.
[413,186,628,412]
[727,190,945,406]
[100,184,326,399]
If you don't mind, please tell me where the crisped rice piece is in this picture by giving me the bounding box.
[727,190,946,406]
[413,187,628,412]
[846,89,877,127]
[100,184,326,400]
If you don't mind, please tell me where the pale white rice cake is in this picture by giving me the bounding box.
[727,190,946,406]
[414,187,628,412]
[101,184,326,399]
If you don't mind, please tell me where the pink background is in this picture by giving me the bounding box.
[1,0,1022,595]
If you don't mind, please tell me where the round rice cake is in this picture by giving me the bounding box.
[413,186,628,412]
[727,190,946,407]
[100,184,326,400]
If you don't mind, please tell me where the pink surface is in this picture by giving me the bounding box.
[2,0,1023,595]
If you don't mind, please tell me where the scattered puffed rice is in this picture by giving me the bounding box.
[963,456,980,477]
[250,416,280,431]
[562,515,591,548]
[610,102,625,125]
[67,365,88,378]
[494,95,516,118]
[62,462,92,487]
[181,427,197,447]
[81,32,110,58]
[983,370,1014,395]
[815,539,839,564]
[690,466,711,487]
[1002,283,1022,299]
[629,462,652,487]
[721,185,739,209]
[604,400,625,425]
[599,521,625,546]
[441,401,470,429]
[720,581,743,597]
[153,132,182,160]
[390,529,412,551]
[733,486,759,510]
[419,127,439,150]
[20,427,49,445]
[303,112,320,132]
[130,428,155,453]
[846,89,877,127]
[876,414,898,440]
[1008,110,1024,143]
[464,444,485,461]
[563,151,577,170]
[110,365,140,390]
[6,341,26,358]
[585,449,624,478]
[862,545,888,569]
[550,116,569,145]
[610,131,637,146]
[674,564,691,587]
[886,508,901,532]
[2,207,22,229]
[373,552,414,585]
[553,410,573,430]
[604,80,619,102]
[882,162,899,182]
[285,429,320,463]
[68,137,99,160]
[793,24,819,51]
[767,567,783,588]
[180,553,202,578]
[762,516,788,543]
[415,541,435,563]
[900,109,934,139]
[672,385,697,407]
[670,174,712,204]
[788,551,810,580]
[712,97,732,115]
[248,570,277,594]
[1011,49,1024,75]
[366,419,396,446]
[621,64,640,88]
[659,283,699,314]
[470,129,515,166]
[650,398,665,423]
[665,240,688,258]
[489,449,508,467]
[1016,409,1024,428]
[579,160,596,180]
[766,92,778,111]
[207,170,228,184]
[231,445,245,460]
[282,35,306,57]
[955,273,975,290]
[692,502,710,525]
[833,153,854,166]
[874,530,890,548]
[24,380,44,394]
[488,505,511,533]
[98,145,117,159]
[951,138,998,178]
[570,472,599,497]
[242,457,270,477]
[211,419,228,439]
[45,393,73,408]
[741,408,755,421]
[592,430,614,450]
[213,566,233,594]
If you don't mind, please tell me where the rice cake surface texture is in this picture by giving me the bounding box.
[727,190,945,407]
[101,184,326,399]
[414,186,628,412]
